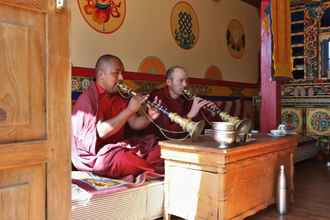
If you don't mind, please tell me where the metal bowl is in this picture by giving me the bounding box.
[212,122,235,131]
[213,130,236,148]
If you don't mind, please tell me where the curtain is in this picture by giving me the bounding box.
[271,0,293,79]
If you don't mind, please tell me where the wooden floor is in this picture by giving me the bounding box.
[165,159,330,220]
[246,159,330,220]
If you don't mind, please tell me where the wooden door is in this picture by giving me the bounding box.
[0,1,70,220]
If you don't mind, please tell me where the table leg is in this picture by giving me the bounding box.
[164,212,171,220]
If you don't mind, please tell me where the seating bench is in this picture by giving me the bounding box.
[72,180,164,220]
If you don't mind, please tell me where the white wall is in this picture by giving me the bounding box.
[70,0,260,83]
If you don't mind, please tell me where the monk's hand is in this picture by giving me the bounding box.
[186,97,209,119]
[147,96,161,120]
[128,94,149,113]
[206,101,218,117]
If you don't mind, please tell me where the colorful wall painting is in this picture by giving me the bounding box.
[281,107,304,134]
[306,108,330,136]
[77,0,126,34]
[226,19,245,59]
[171,1,199,50]
[204,65,223,80]
[138,56,166,75]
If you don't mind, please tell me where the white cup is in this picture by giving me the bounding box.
[278,124,287,132]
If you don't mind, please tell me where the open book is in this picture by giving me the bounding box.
[73,171,128,190]
[72,171,129,203]
[71,170,163,204]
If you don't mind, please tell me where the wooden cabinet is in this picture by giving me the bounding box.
[160,135,298,220]
[165,165,218,219]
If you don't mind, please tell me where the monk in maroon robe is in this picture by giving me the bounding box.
[148,66,218,139]
[72,54,163,178]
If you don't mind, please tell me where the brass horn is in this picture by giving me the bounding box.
[116,82,205,140]
[182,89,252,134]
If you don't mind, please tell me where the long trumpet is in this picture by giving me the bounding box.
[182,89,252,134]
[116,82,205,140]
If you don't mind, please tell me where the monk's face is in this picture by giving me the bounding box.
[167,68,188,97]
[102,60,124,94]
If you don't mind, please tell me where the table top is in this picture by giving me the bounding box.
[159,134,298,164]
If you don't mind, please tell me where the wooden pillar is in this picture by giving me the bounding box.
[260,0,281,133]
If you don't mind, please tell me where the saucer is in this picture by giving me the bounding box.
[285,131,297,135]
[268,133,286,137]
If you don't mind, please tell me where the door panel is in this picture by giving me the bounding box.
[0,184,29,220]
[0,165,45,220]
[0,1,70,220]
[0,3,46,144]
[0,142,47,169]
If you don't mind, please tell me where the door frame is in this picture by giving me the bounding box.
[46,1,71,219]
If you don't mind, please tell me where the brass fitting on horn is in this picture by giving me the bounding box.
[182,89,251,134]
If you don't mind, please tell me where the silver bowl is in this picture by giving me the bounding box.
[213,130,236,148]
[212,122,235,131]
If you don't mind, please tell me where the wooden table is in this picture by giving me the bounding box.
[159,135,298,220]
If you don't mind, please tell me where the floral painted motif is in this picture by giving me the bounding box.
[310,111,329,132]
[72,78,81,92]
[205,65,222,80]
[307,108,330,136]
[72,76,94,92]
[138,56,166,75]
[77,0,126,33]
[281,108,303,133]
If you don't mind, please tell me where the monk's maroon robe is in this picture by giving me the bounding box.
[72,82,163,178]
[148,87,192,139]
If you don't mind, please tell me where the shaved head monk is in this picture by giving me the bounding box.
[72,54,163,178]
[148,66,217,139]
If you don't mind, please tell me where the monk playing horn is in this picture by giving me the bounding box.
[72,54,163,178]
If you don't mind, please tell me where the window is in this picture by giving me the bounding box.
[328,41,330,71]
[320,38,330,78]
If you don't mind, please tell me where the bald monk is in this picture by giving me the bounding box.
[149,66,218,139]
[72,54,163,178]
